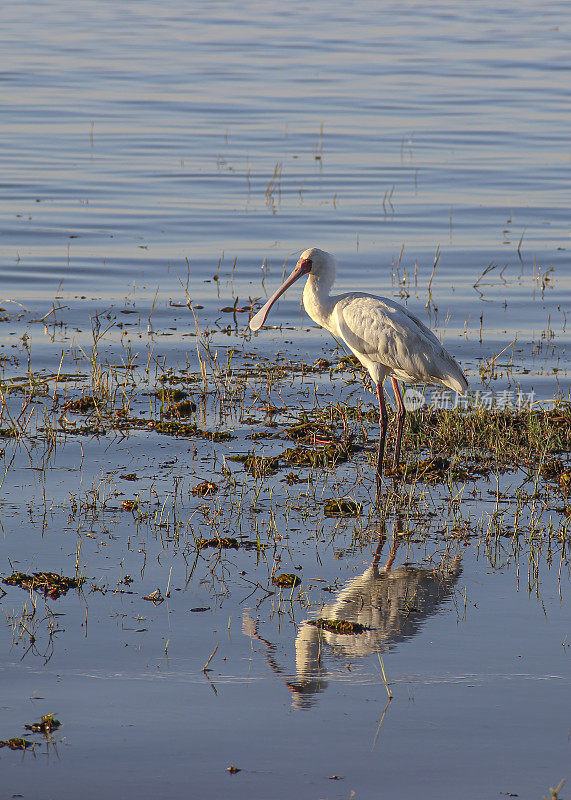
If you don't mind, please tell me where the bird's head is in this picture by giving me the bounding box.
[296,248,336,279]
[249,248,335,331]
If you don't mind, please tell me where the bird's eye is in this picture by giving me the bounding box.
[304,258,312,268]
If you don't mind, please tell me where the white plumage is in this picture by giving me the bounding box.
[250,248,468,489]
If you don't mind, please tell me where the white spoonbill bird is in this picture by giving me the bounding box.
[249,248,468,490]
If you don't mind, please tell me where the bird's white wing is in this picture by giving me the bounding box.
[333,293,467,392]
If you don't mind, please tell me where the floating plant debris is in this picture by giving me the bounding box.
[386,456,475,483]
[335,354,363,371]
[323,498,362,517]
[3,571,84,599]
[282,471,303,484]
[541,460,566,479]
[229,440,360,479]
[0,737,33,750]
[191,480,219,497]
[246,431,268,441]
[539,461,571,491]
[152,421,233,441]
[282,421,336,441]
[143,589,165,603]
[60,424,107,436]
[273,573,301,588]
[307,618,367,634]
[65,396,97,413]
[197,537,240,550]
[155,387,188,403]
[164,399,197,418]
[240,454,280,477]
[281,443,354,469]
[25,714,61,735]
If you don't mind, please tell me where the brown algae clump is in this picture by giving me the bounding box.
[164,399,197,418]
[65,396,97,413]
[3,571,84,600]
[197,537,240,550]
[0,737,33,750]
[191,480,219,497]
[307,618,367,634]
[324,498,362,517]
[152,421,233,441]
[386,456,475,483]
[281,443,355,469]
[273,573,301,588]
[25,714,61,735]
[143,589,165,603]
[155,387,188,403]
[282,420,337,442]
[229,454,280,478]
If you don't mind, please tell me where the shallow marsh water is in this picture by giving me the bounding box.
[1,1,570,798]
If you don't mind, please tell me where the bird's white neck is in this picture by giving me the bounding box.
[302,268,336,329]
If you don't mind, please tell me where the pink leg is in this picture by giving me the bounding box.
[375,382,388,493]
[390,377,405,471]
[372,521,388,568]
[384,537,398,571]
[386,516,403,569]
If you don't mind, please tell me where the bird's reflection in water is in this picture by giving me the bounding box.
[243,521,462,709]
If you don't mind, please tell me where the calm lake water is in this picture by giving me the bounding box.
[1,1,570,798]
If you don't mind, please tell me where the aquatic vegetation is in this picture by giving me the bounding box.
[3,572,84,600]
[24,714,61,735]
[385,456,477,483]
[191,480,219,496]
[0,310,568,796]
[155,387,188,403]
[281,443,356,468]
[273,573,301,588]
[197,536,240,550]
[307,618,368,634]
[152,421,233,441]
[0,737,33,750]
[323,498,362,517]
[64,396,97,413]
[143,589,165,603]
[163,399,197,418]
[407,402,571,467]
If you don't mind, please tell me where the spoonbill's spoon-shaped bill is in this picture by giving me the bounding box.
[249,257,312,331]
